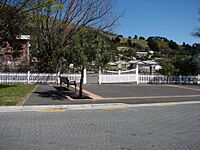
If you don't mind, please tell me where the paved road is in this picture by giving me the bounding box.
[83,84,200,98]
[0,103,200,150]
[23,84,200,106]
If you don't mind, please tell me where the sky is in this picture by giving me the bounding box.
[114,0,200,45]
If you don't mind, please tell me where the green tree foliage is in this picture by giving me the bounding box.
[168,40,179,50]
[139,36,145,40]
[127,36,132,47]
[30,0,120,72]
[174,56,200,75]
[134,35,138,39]
[64,28,112,97]
[147,36,169,42]
[0,0,37,44]
[114,36,121,43]
[147,40,159,51]
[66,28,111,68]
[118,35,123,38]
[160,60,176,75]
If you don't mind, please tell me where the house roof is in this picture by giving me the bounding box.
[129,60,145,65]
[115,60,128,65]
[143,60,158,65]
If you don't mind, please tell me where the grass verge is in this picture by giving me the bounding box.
[0,84,37,106]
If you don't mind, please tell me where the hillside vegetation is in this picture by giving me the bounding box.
[106,33,200,75]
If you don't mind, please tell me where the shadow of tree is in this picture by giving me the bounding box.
[33,86,75,101]
[0,84,18,89]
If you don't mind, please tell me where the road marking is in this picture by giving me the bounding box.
[93,94,200,101]
[101,107,128,110]
[37,109,67,113]
[167,85,200,92]
[158,103,177,107]
[79,87,103,100]
[65,96,74,101]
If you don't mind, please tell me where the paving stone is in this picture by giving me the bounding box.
[0,104,200,150]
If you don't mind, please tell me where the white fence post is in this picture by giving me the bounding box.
[27,71,30,84]
[136,65,139,84]
[98,67,102,84]
[83,69,87,84]
[57,71,60,85]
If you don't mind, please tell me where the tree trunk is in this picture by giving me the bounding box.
[79,67,84,98]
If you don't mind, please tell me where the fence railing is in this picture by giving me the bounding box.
[1,71,200,85]
[0,71,82,84]
[139,74,200,84]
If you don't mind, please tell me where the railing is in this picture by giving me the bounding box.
[0,71,82,84]
[139,74,200,84]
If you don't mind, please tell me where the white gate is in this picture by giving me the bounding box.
[99,66,138,84]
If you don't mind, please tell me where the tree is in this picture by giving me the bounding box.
[0,0,42,43]
[127,36,132,47]
[174,56,200,75]
[139,36,145,40]
[114,36,121,44]
[192,9,200,38]
[160,60,176,75]
[0,0,46,71]
[64,28,112,97]
[30,0,120,72]
[147,40,159,51]
[133,35,138,39]
[118,35,123,38]
[168,40,179,50]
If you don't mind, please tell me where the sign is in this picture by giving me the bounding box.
[16,35,30,40]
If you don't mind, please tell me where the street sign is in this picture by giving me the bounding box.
[16,35,30,40]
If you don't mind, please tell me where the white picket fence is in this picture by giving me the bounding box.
[1,71,200,85]
[99,67,138,84]
[0,71,82,84]
[139,74,200,84]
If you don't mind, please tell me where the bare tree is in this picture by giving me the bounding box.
[30,0,121,72]
[192,9,200,38]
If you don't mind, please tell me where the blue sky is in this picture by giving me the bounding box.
[114,0,200,45]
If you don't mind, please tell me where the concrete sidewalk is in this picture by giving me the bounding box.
[23,85,77,105]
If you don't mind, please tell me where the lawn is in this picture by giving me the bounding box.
[0,84,37,106]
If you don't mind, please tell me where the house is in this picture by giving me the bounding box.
[129,60,162,74]
[115,60,129,70]
[0,40,29,69]
[136,51,148,57]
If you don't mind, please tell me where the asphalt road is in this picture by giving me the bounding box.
[83,84,200,98]
[0,103,200,150]
[23,84,200,106]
